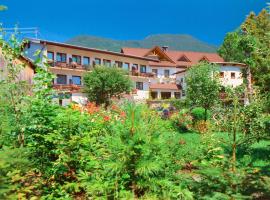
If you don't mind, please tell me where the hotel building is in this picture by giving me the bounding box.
[24,38,247,105]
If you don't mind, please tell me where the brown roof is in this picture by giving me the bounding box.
[149,83,180,90]
[27,38,158,62]
[121,47,224,67]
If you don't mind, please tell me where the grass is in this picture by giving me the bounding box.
[177,131,270,171]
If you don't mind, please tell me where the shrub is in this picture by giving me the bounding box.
[191,107,211,122]
[83,66,132,107]
[171,109,193,132]
[79,103,192,199]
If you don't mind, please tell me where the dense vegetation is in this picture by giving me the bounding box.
[66,34,218,52]
[0,6,270,200]
[83,66,132,107]
[219,7,270,110]
[0,34,269,200]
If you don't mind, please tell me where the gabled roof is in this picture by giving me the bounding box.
[144,46,175,64]
[121,47,224,68]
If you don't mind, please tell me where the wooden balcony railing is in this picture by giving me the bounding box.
[49,61,93,71]
[53,84,82,92]
[130,71,156,78]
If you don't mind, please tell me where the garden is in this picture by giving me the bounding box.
[0,6,270,200]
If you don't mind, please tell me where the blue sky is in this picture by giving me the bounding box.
[0,0,268,46]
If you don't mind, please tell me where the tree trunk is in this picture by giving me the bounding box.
[247,66,253,103]
[204,108,207,122]
[232,97,238,173]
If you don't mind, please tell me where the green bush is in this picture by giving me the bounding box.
[191,107,211,121]
[171,109,193,132]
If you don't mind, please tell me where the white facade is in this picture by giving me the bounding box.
[219,66,243,87]
[71,93,88,105]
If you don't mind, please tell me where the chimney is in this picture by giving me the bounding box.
[162,46,169,52]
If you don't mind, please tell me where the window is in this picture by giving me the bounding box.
[136,82,143,90]
[182,90,186,97]
[94,58,101,65]
[164,70,170,78]
[220,72,224,78]
[132,64,138,70]
[72,55,81,64]
[151,91,158,99]
[152,69,158,75]
[140,65,146,73]
[115,61,123,68]
[103,59,111,67]
[175,92,181,99]
[123,63,129,70]
[161,92,171,99]
[180,78,184,83]
[83,57,90,65]
[47,51,54,60]
[56,74,67,84]
[231,72,236,79]
[72,76,81,85]
[56,53,67,63]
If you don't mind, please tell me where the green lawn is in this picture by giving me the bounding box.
[177,132,270,171]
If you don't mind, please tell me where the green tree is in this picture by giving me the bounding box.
[186,62,221,121]
[83,66,132,107]
[219,8,270,98]
[79,103,193,199]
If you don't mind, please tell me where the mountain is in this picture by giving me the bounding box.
[66,34,218,53]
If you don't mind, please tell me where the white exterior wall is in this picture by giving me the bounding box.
[134,90,149,100]
[220,66,243,87]
[148,66,177,79]
[71,93,88,105]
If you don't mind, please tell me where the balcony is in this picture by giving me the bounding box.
[129,70,156,78]
[49,61,93,71]
[53,84,82,93]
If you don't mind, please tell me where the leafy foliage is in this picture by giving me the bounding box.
[219,8,270,96]
[186,62,221,121]
[83,66,132,107]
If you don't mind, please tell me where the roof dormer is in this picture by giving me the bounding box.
[178,55,191,62]
[199,56,209,62]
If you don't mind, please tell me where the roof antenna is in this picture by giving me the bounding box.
[2,27,39,38]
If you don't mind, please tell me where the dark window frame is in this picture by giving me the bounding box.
[140,65,146,73]
[220,72,225,78]
[83,56,90,65]
[103,59,111,67]
[164,69,170,78]
[115,61,123,68]
[56,53,67,63]
[47,51,54,60]
[123,62,130,70]
[231,72,236,79]
[72,76,82,85]
[56,74,67,85]
[94,58,101,65]
[136,82,143,90]
[72,55,81,65]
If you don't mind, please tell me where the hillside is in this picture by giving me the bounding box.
[66,34,218,52]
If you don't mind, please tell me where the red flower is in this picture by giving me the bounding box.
[103,115,110,122]
[86,102,99,114]
[120,111,126,118]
